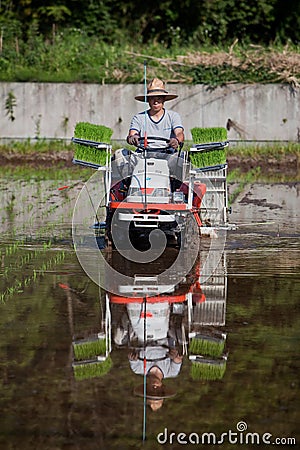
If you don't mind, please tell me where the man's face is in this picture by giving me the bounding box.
[148,95,165,112]
[147,373,163,389]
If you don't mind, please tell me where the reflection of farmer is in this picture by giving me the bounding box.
[133,366,177,411]
[127,300,183,411]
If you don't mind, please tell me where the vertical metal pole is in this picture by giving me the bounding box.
[143,61,148,208]
[143,60,148,147]
[142,296,147,441]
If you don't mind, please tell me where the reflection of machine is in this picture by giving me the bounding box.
[189,252,227,327]
[187,253,228,380]
[110,274,190,347]
[70,292,112,381]
[107,251,228,381]
[63,248,228,381]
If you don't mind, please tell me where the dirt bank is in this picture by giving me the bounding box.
[0,150,74,168]
[227,153,298,175]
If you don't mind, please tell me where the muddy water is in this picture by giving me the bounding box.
[0,178,299,450]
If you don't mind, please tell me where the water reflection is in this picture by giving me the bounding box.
[1,176,299,448]
[70,248,228,438]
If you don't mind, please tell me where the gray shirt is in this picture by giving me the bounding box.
[129,346,182,378]
[129,108,183,149]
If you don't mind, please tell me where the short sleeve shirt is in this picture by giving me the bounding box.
[129,108,183,149]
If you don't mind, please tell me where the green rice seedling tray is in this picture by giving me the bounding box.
[73,122,113,166]
[72,356,112,380]
[189,356,227,381]
[73,336,106,361]
[189,335,225,358]
[191,127,227,143]
[190,127,228,168]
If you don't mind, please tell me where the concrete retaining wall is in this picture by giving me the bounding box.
[0,82,299,141]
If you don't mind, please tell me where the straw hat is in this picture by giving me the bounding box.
[135,78,178,102]
[133,383,176,400]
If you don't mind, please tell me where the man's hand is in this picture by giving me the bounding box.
[168,348,183,363]
[128,351,138,361]
[168,137,180,149]
[127,134,140,146]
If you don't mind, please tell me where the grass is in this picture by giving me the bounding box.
[0,250,66,304]
[0,165,91,181]
[0,33,299,86]
[227,141,300,159]
[0,138,71,154]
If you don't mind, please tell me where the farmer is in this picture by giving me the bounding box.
[112,299,182,410]
[128,346,183,379]
[127,77,184,151]
[130,344,181,410]
[133,364,177,411]
[127,77,185,179]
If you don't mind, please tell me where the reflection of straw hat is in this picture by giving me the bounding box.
[134,384,176,400]
[135,78,178,102]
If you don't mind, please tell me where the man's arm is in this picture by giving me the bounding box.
[174,127,184,145]
[127,113,142,146]
[169,127,184,149]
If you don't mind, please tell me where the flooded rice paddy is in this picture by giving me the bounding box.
[0,171,299,450]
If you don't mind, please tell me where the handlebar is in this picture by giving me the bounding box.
[136,136,176,151]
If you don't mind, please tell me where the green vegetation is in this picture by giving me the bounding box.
[189,336,225,358]
[0,248,66,304]
[190,359,227,381]
[5,91,17,121]
[0,138,71,154]
[3,0,300,46]
[0,1,299,85]
[228,167,262,205]
[72,357,112,381]
[191,128,228,144]
[0,37,298,86]
[0,138,299,158]
[190,127,227,168]
[73,337,107,361]
[0,165,91,181]
[228,141,300,159]
[74,122,113,144]
[0,139,298,182]
[73,122,113,166]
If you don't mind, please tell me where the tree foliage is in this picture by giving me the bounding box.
[0,0,299,45]
[0,0,299,85]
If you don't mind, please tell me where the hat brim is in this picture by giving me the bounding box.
[135,93,178,102]
[134,384,176,400]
